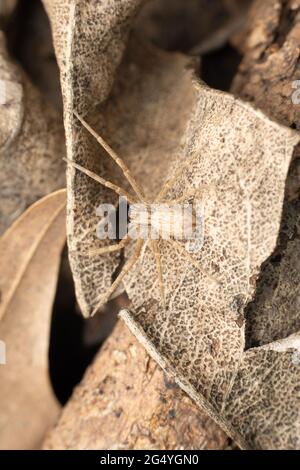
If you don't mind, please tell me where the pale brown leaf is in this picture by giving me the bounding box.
[0,189,66,449]
[119,82,299,449]
[232,0,300,351]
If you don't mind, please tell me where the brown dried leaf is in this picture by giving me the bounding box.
[235,0,300,351]
[231,0,300,348]
[44,0,153,312]
[120,85,299,449]
[134,0,251,53]
[0,189,66,449]
[0,31,65,234]
[46,0,300,449]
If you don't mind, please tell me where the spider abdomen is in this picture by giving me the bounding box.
[128,203,195,240]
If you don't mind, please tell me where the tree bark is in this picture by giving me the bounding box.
[232,0,300,135]
[43,320,230,450]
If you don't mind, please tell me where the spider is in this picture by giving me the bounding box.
[65,112,207,315]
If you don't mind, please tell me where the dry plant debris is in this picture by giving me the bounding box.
[1,0,300,451]
[0,189,66,449]
[42,0,300,450]
[0,30,65,234]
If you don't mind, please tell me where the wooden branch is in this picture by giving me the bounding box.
[43,320,230,450]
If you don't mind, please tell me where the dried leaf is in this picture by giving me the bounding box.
[0,189,66,449]
[119,84,299,449]
[43,0,149,312]
[0,31,65,234]
[233,0,300,351]
[45,0,300,449]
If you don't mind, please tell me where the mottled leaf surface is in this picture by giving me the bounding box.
[0,190,66,449]
[0,32,65,234]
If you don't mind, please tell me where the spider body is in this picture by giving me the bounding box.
[128,202,196,240]
[66,112,205,315]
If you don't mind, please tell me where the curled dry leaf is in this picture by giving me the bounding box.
[0,30,65,234]
[45,0,300,449]
[43,0,150,312]
[233,0,300,348]
[119,86,299,449]
[43,320,229,450]
[0,189,66,449]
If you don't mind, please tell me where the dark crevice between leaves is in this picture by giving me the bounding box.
[49,245,119,405]
[133,0,249,94]
[201,43,242,92]
[5,0,62,111]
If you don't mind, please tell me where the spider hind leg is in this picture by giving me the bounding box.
[91,239,144,316]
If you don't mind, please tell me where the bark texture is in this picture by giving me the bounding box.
[232,0,300,132]
[43,320,230,450]
[0,190,66,449]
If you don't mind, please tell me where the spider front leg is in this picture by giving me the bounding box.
[64,158,136,204]
[81,225,136,256]
[166,239,220,286]
[91,239,144,316]
[87,231,132,256]
[74,112,146,203]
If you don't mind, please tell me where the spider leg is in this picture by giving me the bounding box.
[91,239,144,316]
[64,158,136,204]
[74,112,146,203]
[166,239,220,285]
[82,231,133,257]
[155,152,202,202]
[163,186,212,205]
[150,240,167,311]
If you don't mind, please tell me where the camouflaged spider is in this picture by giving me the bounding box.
[65,112,206,314]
